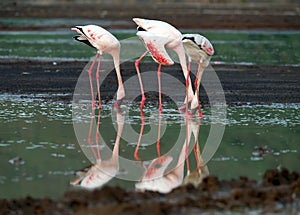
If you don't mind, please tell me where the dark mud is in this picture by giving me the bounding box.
[0,59,299,105]
[0,168,299,214]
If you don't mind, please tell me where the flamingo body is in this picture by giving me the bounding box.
[72,25,120,54]
[133,18,194,111]
[72,25,125,108]
[136,31,174,66]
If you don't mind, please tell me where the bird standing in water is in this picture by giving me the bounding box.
[182,34,214,117]
[133,18,194,112]
[72,25,125,109]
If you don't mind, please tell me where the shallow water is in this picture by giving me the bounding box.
[0,95,299,199]
[0,30,299,65]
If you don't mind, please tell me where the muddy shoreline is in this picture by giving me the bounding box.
[1,59,299,105]
[1,168,299,214]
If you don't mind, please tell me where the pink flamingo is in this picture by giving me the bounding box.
[133,18,194,112]
[182,34,214,117]
[71,25,125,109]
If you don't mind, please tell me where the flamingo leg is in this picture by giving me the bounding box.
[157,64,162,112]
[194,142,201,173]
[135,51,149,110]
[95,53,103,109]
[195,63,204,118]
[87,113,98,159]
[185,118,190,175]
[95,109,101,160]
[185,62,191,116]
[156,113,162,157]
[88,53,99,110]
[134,111,145,161]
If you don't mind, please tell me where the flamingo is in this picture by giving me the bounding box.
[133,18,194,112]
[182,34,214,117]
[71,25,125,109]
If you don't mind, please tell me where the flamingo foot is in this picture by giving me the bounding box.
[158,104,162,113]
[98,101,102,109]
[199,111,203,118]
[134,151,140,161]
[92,101,97,108]
[140,96,146,110]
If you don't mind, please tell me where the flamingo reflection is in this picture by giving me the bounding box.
[183,117,209,187]
[134,111,162,161]
[70,109,124,189]
[135,115,208,193]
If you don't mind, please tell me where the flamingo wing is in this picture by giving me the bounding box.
[137,31,174,66]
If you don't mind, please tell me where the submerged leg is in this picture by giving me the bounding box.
[135,51,149,110]
[156,113,162,157]
[185,118,190,175]
[95,109,102,159]
[134,111,145,161]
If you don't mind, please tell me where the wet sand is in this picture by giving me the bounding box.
[1,59,299,105]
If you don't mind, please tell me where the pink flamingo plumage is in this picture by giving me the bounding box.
[72,25,125,109]
[133,18,194,112]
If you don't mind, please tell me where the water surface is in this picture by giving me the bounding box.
[0,30,299,65]
[0,95,299,199]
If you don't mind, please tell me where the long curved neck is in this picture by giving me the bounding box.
[174,44,194,102]
[111,48,125,100]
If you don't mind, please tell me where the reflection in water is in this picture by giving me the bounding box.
[70,109,124,189]
[183,117,210,187]
[134,112,209,193]
[1,96,299,199]
[71,107,209,193]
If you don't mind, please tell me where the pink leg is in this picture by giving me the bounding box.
[157,64,162,112]
[185,118,190,174]
[87,113,98,159]
[193,142,201,173]
[95,54,102,109]
[88,53,99,110]
[134,111,145,161]
[156,113,162,157]
[95,109,102,160]
[135,51,149,110]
